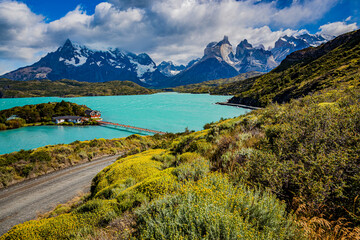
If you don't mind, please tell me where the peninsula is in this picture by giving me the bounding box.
[0,101,98,130]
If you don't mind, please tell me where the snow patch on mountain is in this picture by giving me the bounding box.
[129,59,156,78]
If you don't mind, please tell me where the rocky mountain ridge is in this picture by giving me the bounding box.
[2,39,168,87]
[2,33,330,88]
[164,33,329,86]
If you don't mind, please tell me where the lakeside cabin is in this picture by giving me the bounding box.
[85,110,101,119]
[52,116,83,124]
[6,115,21,121]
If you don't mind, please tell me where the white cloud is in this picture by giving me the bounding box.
[318,21,358,37]
[0,0,352,73]
[0,1,48,61]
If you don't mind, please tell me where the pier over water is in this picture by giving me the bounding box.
[97,120,166,135]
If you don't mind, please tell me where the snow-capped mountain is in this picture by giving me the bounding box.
[2,39,167,86]
[157,61,186,77]
[235,39,278,73]
[165,33,330,87]
[166,36,240,86]
[2,33,331,88]
[271,34,328,62]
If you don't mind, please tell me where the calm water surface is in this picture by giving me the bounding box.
[0,93,249,154]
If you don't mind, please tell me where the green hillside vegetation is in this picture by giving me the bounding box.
[0,79,157,98]
[3,81,360,239]
[172,71,262,94]
[0,101,90,130]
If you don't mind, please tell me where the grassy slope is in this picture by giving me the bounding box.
[0,79,157,98]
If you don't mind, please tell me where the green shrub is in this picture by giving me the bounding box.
[29,151,51,163]
[135,173,302,240]
[173,159,210,182]
[0,123,7,130]
[20,164,34,177]
[5,118,26,129]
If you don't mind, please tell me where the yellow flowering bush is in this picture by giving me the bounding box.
[1,214,83,240]
[135,173,302,240]
[91,149,164,197]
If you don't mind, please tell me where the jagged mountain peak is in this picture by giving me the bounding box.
[204,36,235,64]
[2,40,167,86]
[63,38,73,47]
[271,33,329,62]
[57,39,76,52]
[217,35,231,46]
[2,32,333,88]
[237,39,253,51]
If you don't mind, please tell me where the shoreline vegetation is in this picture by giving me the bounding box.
[215,101,261,110]
[0,134,175,189]
[0,79,157,98]
[0,101,98,131]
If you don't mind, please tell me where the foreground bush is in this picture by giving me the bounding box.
[136,173,302,240]
[1,150,178,239]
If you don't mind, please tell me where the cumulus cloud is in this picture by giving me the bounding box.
[0,0,355,73]
[318,21,358,37]
[0,1,48,61]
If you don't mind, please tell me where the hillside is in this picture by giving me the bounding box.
[226,29,360,107]
[0,79,157,98]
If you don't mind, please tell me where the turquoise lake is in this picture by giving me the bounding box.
[0,93,249,154]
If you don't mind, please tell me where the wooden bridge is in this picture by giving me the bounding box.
[97,120,166,135]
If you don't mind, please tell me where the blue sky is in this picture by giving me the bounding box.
[20,0,104,21]
[0,0,358,74]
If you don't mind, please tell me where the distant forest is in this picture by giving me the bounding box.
[0,79,157,98]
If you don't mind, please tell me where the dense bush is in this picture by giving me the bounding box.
[136,173,301,240]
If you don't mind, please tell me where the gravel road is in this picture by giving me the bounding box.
[0,154,121,236]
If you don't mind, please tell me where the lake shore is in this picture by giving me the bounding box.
[216,101,262,110]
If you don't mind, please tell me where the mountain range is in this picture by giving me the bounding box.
[166,34,329,86]
[2,33,330,87]
[2,39,168,87]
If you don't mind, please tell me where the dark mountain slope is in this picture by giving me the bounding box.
[172,71,262,94]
